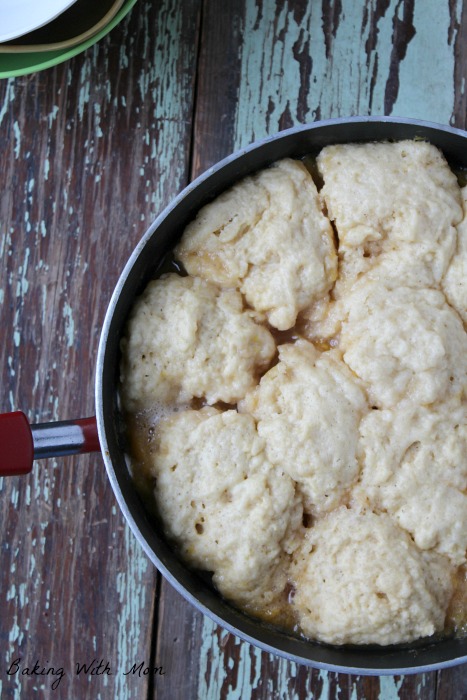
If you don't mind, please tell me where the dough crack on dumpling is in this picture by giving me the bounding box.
[175,158,338,330]
[354,402,467,566]
[150,408,303,610]
[119,273,276,411]
[240,339,368,515]
[317,140,463,295]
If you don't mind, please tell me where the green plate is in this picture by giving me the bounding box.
[0,0,138,78]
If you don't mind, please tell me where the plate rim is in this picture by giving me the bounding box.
[0,0,79,43]
[0,0,137,77]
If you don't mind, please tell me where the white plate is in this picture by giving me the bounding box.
[0,0,79,42]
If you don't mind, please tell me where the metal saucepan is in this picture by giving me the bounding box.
[2,116,467,675]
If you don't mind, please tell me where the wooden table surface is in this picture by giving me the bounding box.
[1,1,467,698]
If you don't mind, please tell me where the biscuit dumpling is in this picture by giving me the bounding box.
[290,507,453,645]
[443,186,467,324]
[338,279,467,408]
[175,158,337,330]
[150,408,303,610]
[241,339,368,515]
[120,273,276,411]
[354,402,467,566]
[318,140,463,290]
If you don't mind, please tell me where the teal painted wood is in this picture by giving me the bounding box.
[233,0,461,149]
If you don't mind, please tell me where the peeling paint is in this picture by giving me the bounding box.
[115,522,149,700]
[234,0,456,148]
[15,247,30,299]
[93,103,104,138]
[47,105,59,128]
[0,77,14,125]
[78,60,91,120]
[392,0,455,122]
[379,674,404,699]
[62,303,75,348]
[7,356,15,377]
[13,120,21,159]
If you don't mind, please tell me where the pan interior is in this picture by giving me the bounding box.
[96,117,467,674]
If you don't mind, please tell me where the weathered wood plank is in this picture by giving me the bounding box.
[232,0,459,142]
[190,0,245,175]
[0,1,200,698]
[450,0,467,130]
[437,663,467,700]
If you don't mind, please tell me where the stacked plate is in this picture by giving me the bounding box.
[0,0,138,77]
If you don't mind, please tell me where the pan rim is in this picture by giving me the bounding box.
[95,115,467,675]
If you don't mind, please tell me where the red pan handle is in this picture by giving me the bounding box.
[0,411,100,476]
